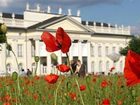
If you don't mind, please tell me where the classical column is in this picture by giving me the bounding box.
[25,40,32,71]
[78,41,82,62]
[47,52,51,74]
[0,43,6,71]
[87,42,91,73]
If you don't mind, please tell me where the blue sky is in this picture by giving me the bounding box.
[0,0,140,34]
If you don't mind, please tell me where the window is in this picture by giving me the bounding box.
[99,61,102,72]
[105,46,109,56]
[112,47,116,53]
[62,57,67,65]
[6,63,11,73]
[17,44,23,57]
[6,49,11,57]
[31,44,35,57]
[91,45,94,56]
[106,61,109,71]
[18,63,23,70]
[98,46,102,57]
[91,61,94,73]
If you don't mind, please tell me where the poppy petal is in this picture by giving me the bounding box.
[56,27,71,53]
[56,64,70,72]
[41,31,60,52]
[124,50,140,86]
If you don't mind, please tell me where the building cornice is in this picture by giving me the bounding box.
[92,33,133,38]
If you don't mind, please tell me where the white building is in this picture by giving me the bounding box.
[0,4,132,75]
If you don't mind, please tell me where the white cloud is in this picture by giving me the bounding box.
[0,0,13,7]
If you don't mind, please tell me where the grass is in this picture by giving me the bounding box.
[0,74,140,105]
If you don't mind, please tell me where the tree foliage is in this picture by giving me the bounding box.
[120,36,140,56]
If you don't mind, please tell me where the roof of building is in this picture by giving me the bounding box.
[28,15,66,29]
[82,21,115,28]
[28,15,94,34]
[2,12,24,19]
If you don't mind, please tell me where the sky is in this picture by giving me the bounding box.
[0,0,140,34]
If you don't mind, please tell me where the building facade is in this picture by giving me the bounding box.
[0,4,132,75]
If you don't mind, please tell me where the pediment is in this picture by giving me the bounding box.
[35,16,93,33]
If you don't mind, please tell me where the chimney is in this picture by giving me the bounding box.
[68,9,71,15]
[12,13,15,19]
[47,6,51,13]
[77,10,80,16]
[26,3,29,10]
[36,4,40,11]
[58,7,62,14]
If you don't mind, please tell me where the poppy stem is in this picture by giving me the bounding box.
[75,78,85,105]
[11,49,22,105]
[66,53,74,74]
[54,80,62,105]
[66,53,85,105]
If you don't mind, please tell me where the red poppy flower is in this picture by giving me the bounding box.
[4,94,11,102]
[124,50,140,86]
[41,27,71,53]
[34,75,40,80]
[57,64,70,72]
[3,102,11,105]
[69,92,76,100]
[80,85,86,91]
[102,98,110,105]
[44,74,59,84]
[33,93,38,101]
[101,80,108,88]
[117,100,123,105]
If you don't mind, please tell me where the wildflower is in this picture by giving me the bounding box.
[92,77,97,83]
[124,50,140,86]
[3,102,11,105]
[4,94,11,102]
[41,27,71,53]
[69,92,76,100]
[102,98,110,105]
[101,80,108,88]
[80,85,86,91]
[57,64,70,72]
[117,100,123,105]
[44,74,59,84]
[34,75,40,80]
[33,93,38,101]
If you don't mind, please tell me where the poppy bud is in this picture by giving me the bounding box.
[0,33,7,43]
[34,56,40,62]
[51,53,58,65]
[0,23,7,34]
[12,71,18,80]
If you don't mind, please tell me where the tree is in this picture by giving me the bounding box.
[120,36,140,56]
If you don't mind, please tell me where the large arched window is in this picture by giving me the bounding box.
[106,61,109,72]
[98,46,102,57]
[32,62,35,72]
[91,45,94,56]
[105,46,109,56]
[99,61,102,72]
[112,46,116,53]
[91,61,94,73]
[18,63,23,71]
[6,63,11,73]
